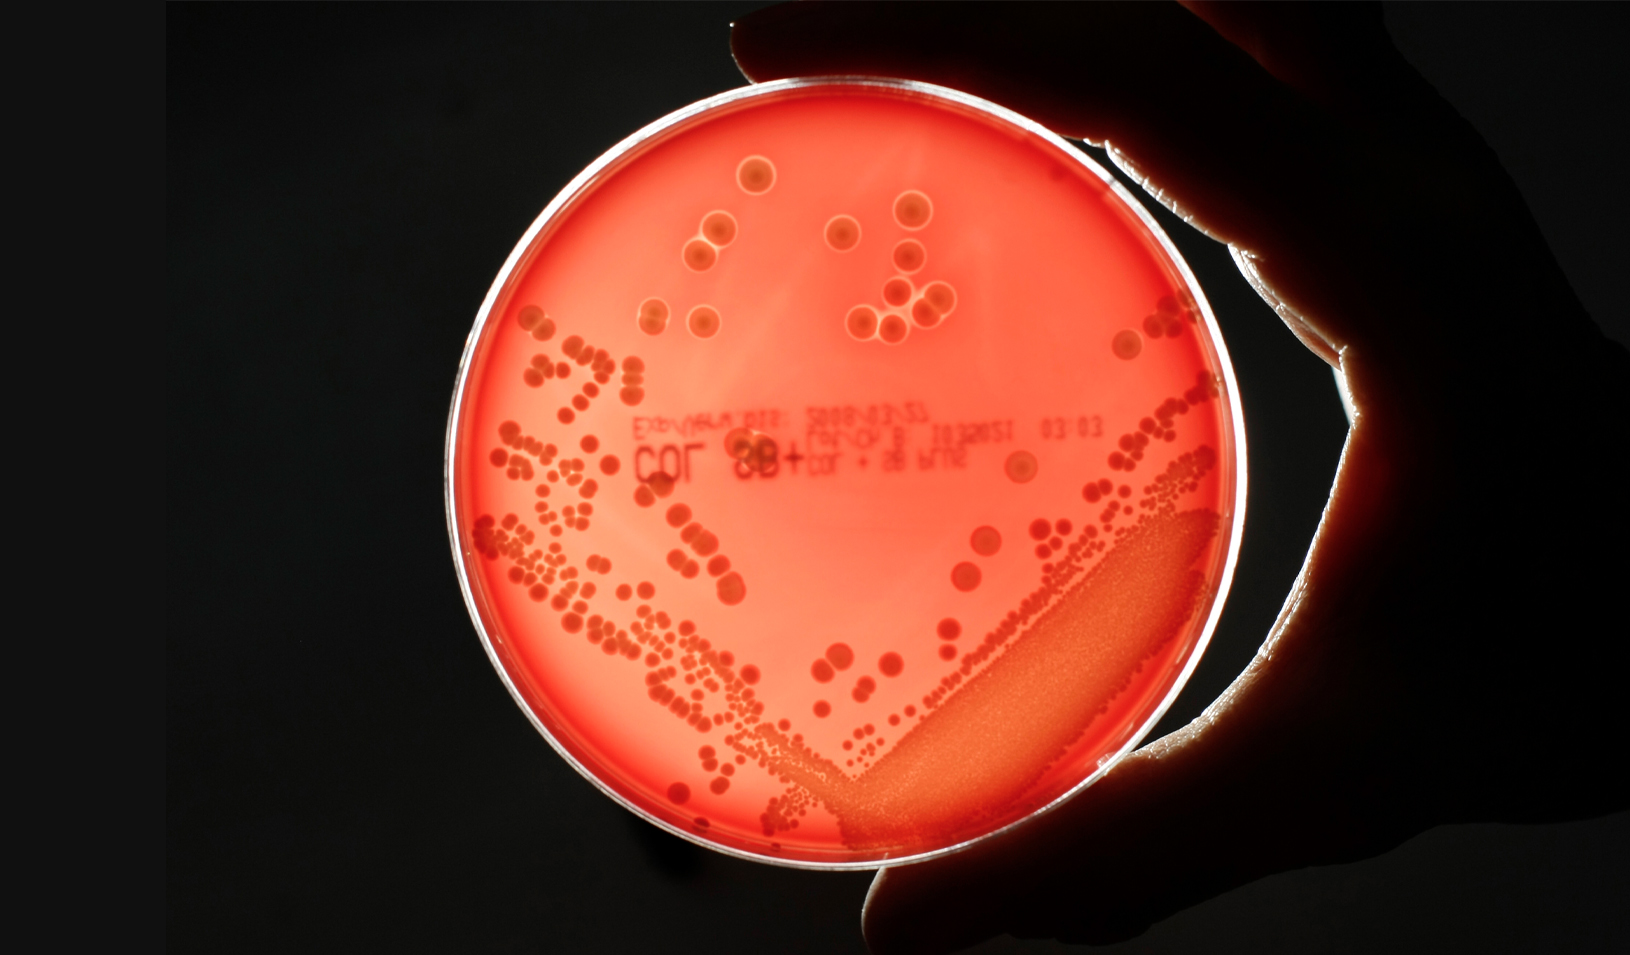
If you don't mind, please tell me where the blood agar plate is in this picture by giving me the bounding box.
[446,79,1246,868]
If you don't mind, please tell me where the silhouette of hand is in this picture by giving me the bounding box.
[731,3,1630,951]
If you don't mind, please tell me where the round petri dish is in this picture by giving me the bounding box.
[446,78,1246,868]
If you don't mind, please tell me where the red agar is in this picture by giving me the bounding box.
[448,80,1244,867]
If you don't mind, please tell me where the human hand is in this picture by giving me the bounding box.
[731,3,1630,951]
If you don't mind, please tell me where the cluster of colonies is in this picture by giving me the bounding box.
[501,296,1122,782]
[740,301,1223,838]
[485,154,1226,847]
[670,741,752,811]
[750,500,1222,849]
[655,502,746,605]
[645,621,923,834]
[482,180,983,841]
[515,312,630,418]
[831,190,959,345]
[916,375,1221,715]
[1106,371,1219,472]
[787,642,912,771]
[808,643,903,705]
[939,452,1041,595]
[776,645,997,783]
[486,426,619,561]
[1109,293,1198,361]
[681,210,739,278]
[496,313,749,608]
[636,615,790,832]
[473,378,821,836]
[473,422,915,836]
[635,156,781,344]
[624,470,748,606]
[638,297,723,341]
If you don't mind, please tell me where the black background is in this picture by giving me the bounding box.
[167,4,1629,952]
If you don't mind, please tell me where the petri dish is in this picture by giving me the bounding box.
[445,78,1246,868]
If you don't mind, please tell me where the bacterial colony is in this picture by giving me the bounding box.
[449,84,1242,867]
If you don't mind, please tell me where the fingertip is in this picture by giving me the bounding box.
[730,2,975,90]
[862,867,935,955]
[730,1,853,83]
[860,868,896,952]
[861,862,1005,955]
[728,3,787,82]
[860,867,905,954]
[728,1,1091,141]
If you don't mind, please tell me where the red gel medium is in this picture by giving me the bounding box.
[446,80,1245,868]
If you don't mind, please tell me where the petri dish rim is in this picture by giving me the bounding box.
[444,76,1249,871]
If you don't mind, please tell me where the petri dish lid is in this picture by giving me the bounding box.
[446,78,1246,869]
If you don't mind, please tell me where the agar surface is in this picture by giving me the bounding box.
[453,87,1238,864]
